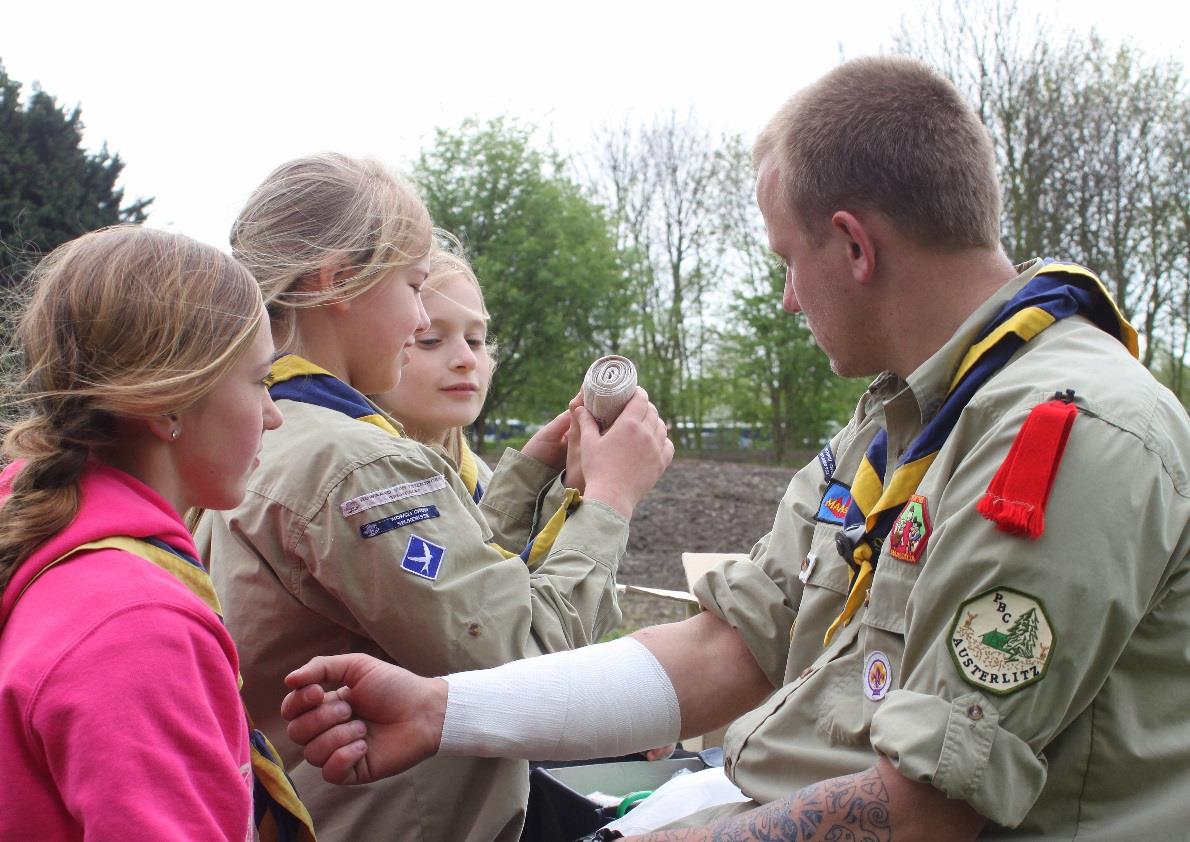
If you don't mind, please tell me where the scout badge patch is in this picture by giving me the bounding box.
[887,495,931,563]
[949,587,1054,695]
[401,534,446,580]
[863,651,892,701]
[816,481,853,525]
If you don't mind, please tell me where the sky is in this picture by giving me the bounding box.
[4,0,1187,250]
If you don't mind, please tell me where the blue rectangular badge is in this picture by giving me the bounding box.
[400,534,445,580]
[360,505,440,539]
[815,481,853,525]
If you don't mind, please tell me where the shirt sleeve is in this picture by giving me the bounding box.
[290,444,629,677]
[870,396,1190,827]
[695,432,845,687]
[31,602,251,841]
[478,447,562,550]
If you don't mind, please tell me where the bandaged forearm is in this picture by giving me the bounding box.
[438,636,681,760]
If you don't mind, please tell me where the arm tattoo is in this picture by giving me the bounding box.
[635,766,891,842]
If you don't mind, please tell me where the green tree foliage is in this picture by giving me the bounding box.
[894,4,1190,389]
[413,118,629,448]
[0,61,150,285]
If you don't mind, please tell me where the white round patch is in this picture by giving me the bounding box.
[863,650,892,701]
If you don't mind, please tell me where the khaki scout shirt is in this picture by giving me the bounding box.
[695,261,1190,838]
[198,401,628,842]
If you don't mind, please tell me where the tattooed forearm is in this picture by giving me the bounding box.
[627,766,891,842]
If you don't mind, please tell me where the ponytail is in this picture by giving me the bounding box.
[0,407,107,593]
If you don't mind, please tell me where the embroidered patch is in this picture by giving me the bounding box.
[400,534,445,580]
[815,481,853,525]
[817,443,836,481]
[360,505,440,539]
[949,587,1054,695]
[798,552,817,584]
[863,651,892,701]
[887,494,931,563]
[340,475,447,517]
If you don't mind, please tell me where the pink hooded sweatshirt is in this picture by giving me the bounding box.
[0,461,252,841]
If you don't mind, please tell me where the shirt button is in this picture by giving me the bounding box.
[967,704,984,721]
[467,623,482,637]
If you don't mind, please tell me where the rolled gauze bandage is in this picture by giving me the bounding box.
[582,355,638,430]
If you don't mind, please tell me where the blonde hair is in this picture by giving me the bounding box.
[399,244,495,465]
[231,152,433,351]
[0,225,264,593]
[754,56,1001,250]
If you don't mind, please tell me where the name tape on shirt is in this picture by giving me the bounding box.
[360,505,440,539]
[340,474,448,518]
[401,534,446,580]
[817,443,837,481]
[949,587,1055,695]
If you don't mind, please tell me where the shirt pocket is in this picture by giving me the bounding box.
[785,523,851,681]
[857,561,918,722]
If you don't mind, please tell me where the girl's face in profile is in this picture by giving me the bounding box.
[380,273,491,444]
[173,306,283,511]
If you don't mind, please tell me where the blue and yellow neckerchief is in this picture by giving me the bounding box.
[22,536,317,842]
[825,261,1137,646]
[457,439,485,504]
[269,355,400,436]
[270,355,573,568]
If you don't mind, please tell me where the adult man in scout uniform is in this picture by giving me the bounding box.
[282,57,1190,840]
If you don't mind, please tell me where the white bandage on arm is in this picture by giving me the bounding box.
[438,636,681,761]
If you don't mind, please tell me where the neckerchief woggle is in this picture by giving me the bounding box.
[19,536,317,842]
[824,261,1138,646]
[269,355,576,568]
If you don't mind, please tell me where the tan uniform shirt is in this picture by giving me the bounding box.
[695,262,1190,838]
[198,402,628,842]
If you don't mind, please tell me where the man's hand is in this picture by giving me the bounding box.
[281,654,447,785]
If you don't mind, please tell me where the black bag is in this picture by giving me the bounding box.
[521,749,723,842]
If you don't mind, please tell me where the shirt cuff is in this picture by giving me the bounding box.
[870,689,1046,827]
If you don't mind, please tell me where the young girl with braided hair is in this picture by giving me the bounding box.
[0,225,312,840]
[198,152,673,842]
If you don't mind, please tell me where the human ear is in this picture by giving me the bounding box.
[145,414,181,443]
[831,211,876,285]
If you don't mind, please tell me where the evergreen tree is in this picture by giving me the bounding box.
[0,61,150,285]
[1003,607,1040,662]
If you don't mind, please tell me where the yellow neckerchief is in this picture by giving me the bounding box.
[22,537,317,842]
[269,354,400,436]
[458,438,484,503]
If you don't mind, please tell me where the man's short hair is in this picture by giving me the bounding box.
[754,56,1002,250]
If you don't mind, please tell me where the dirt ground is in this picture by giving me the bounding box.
[612,456,797,632]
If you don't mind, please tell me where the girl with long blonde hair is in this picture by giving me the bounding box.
[198,152,673,842]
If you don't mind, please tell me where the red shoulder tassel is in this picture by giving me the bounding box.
[976,391,1079,539]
